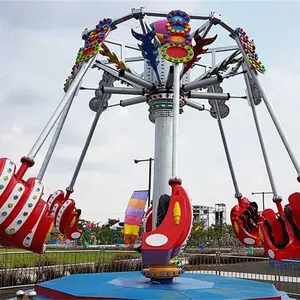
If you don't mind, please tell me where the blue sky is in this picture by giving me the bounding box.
[0,1,300,224]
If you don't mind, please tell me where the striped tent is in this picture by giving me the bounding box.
[124,190,148,245]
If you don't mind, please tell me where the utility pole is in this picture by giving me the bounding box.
[251,191,273,210]
[134,158,154,208]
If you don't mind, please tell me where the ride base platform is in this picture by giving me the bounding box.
[33,271,292,300]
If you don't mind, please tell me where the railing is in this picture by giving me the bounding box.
[184,252,300,296]
[0,249,299,297]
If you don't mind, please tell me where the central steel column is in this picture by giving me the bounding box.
[148,96,173,230]
[153,114,173,224]
[145,56,188,230]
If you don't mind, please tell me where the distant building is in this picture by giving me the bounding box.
[192,203,227,228]
[215,203,226,225]
[192,205,214,229]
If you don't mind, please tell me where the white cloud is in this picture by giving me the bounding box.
[11,125,23,134]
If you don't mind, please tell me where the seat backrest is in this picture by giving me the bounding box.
[263,209,289,249]
[156,194,170,227]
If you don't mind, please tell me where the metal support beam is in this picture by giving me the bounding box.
[93,61,123,77]
[210,51,241,198]
[189,91,230,100]
[102,86,146,95]
[172,63,180,178]
[66,86,108,194]
[191,20,211,37]
[255,74,300,179]
[166,66,174,89]
[93,60,139,88]
[120,96,147,107]
[183,75,223,92]
[205,45,239,53]
[37,91,76,181]
[27,57,96,159]
[223,69,245,79]
[139,18,147,34]
[202,22,213,38]
[111,14,135,29]
[243,66,279,202]
[214,87,242,198]
[119,69,154,90]
[218,21,235,35]
[144,10,211,20]
[194,62,211,69]
[234,36,300,180]
[193,50,241,82]
[185,99,205,111]
[105,39,140,52]
[98,56,144,66]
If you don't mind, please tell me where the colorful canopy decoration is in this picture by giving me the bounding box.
[124,190,148,245]
[160,10,194,63]
[235,27,266,74]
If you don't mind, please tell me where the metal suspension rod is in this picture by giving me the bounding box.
[212,88,241,198]
[27,56,96,159]
[139,17,147,34]
[191,20,210,37]
[172,63,180,178]
[201,22,213,38]
[257,75,300,179]
[211,53,241,198]
[66,76,114,193]
[235,36,300,181]
[243,64,279,202]
[37,91,76,181]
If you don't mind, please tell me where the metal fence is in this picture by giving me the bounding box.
[0,249,299,298]
[186,253,300,297]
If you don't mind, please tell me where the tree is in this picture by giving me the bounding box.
[209,223,236,247]
[75,218,125,246]
[188,221,207,247]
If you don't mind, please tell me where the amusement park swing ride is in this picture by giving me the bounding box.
[1,7,300,285]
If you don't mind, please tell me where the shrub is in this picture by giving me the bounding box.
[36,267,66,282]
[35,256,58,267]
[96,260,142,273]
[69,264,95,274]
[112,253,140,261]
[0,270,34,287]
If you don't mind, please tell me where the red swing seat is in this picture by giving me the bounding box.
[0,157,82,253]
[141,178,192,266]
[0,158,53,253]
[144,206,153,233]
[47,190,82,240]
[230,196,261,246]
[258,205,300,260]
[284,192,300,240]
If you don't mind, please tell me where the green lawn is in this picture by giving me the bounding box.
[0,248,140,268]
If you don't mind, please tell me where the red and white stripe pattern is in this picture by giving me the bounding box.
[47,190,82,240]
[0,158,53,253]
